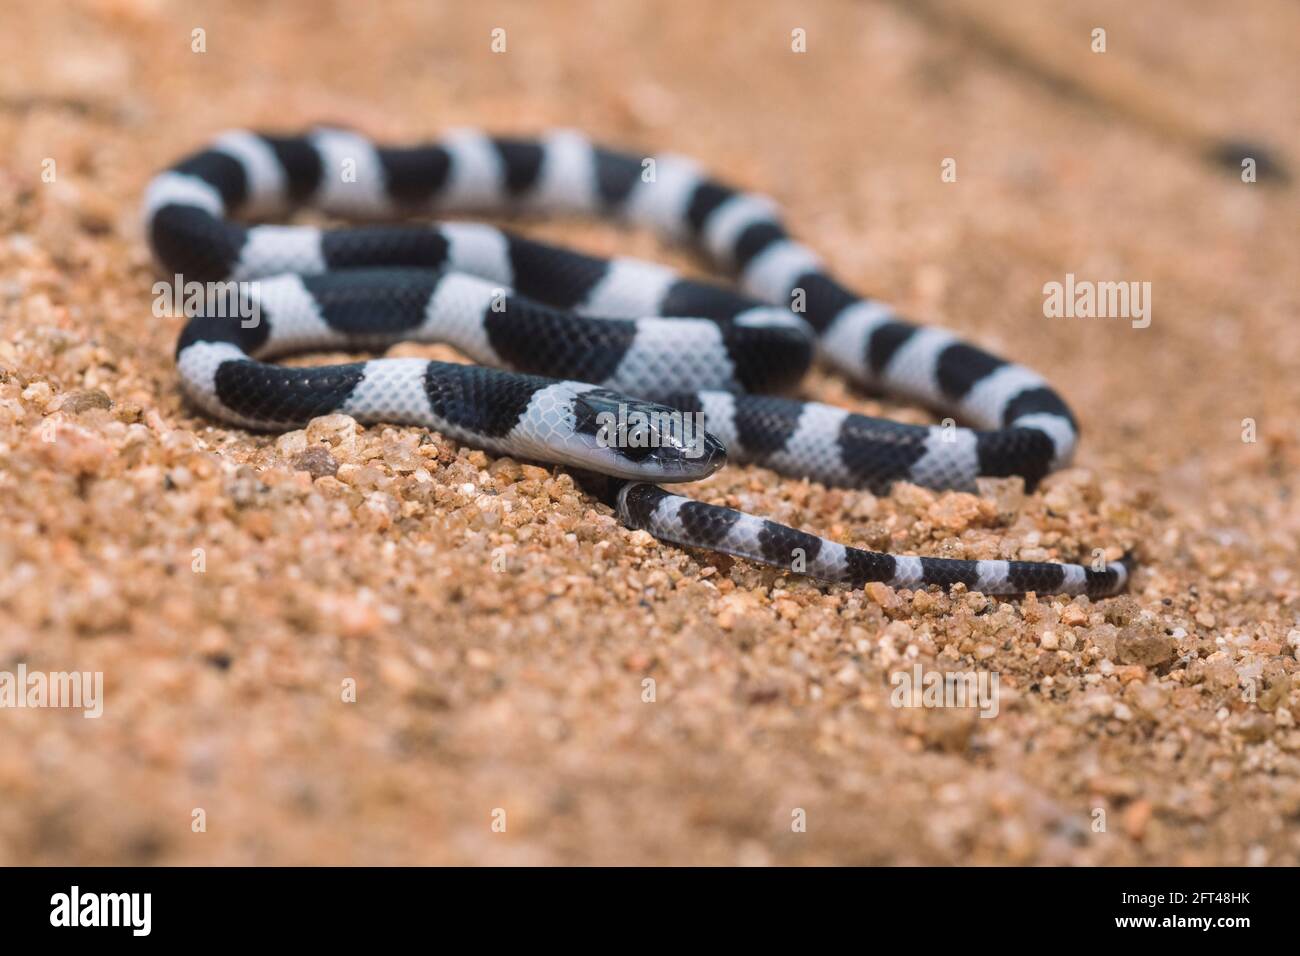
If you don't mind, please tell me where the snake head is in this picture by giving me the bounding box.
[571,389,726,483]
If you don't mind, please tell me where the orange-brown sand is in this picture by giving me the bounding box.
[0,0,1298,864]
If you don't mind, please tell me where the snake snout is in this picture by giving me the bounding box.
[642,428,727,481]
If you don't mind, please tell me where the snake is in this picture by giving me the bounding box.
[145,127,1132,597]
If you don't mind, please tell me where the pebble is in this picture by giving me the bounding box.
[865,582,899,608]
[1060,604,1088,627]
[291,445,339,479]
[1123,800,1152,840]
[59,388,112,413]
[306,414,358,449]
[1116,625,1176,667]
[275,430,308,457]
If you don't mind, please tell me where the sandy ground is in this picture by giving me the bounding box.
[1,0,1298,865]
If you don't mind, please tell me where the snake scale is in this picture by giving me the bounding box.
[145,127,1132,597]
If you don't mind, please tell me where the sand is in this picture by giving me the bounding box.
[0,0,1298,865]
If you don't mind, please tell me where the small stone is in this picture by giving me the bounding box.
[926,493,987,532]
[1123,799,1152,840]
[275,430,308,457]
[306,414,358,448]
[226,466,265,507]
[628,529,656,549]
[113,402,144,424]
[1040,631,1060,650]
[1061,604,1088,627]
[1116,625,1175,667]
[1043,483,1082,514]
[1087,624,1120,659]
[1257,677,1290,713]
[1116,664,1147,684]
[489,457,523,480]
[292,445,338,479]
[313,475,350,497]
[382,433,420,472]
[338,463,383,490]
[865,582,898,608]
[20,381,53,408]
[361,491,399,530]
[60,388,112,414]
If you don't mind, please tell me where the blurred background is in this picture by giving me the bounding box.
[0,0,1297,865]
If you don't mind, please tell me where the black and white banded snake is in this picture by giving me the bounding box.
[146,127,1132,597]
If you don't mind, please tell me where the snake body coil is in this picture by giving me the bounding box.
[147,128,1131,597]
